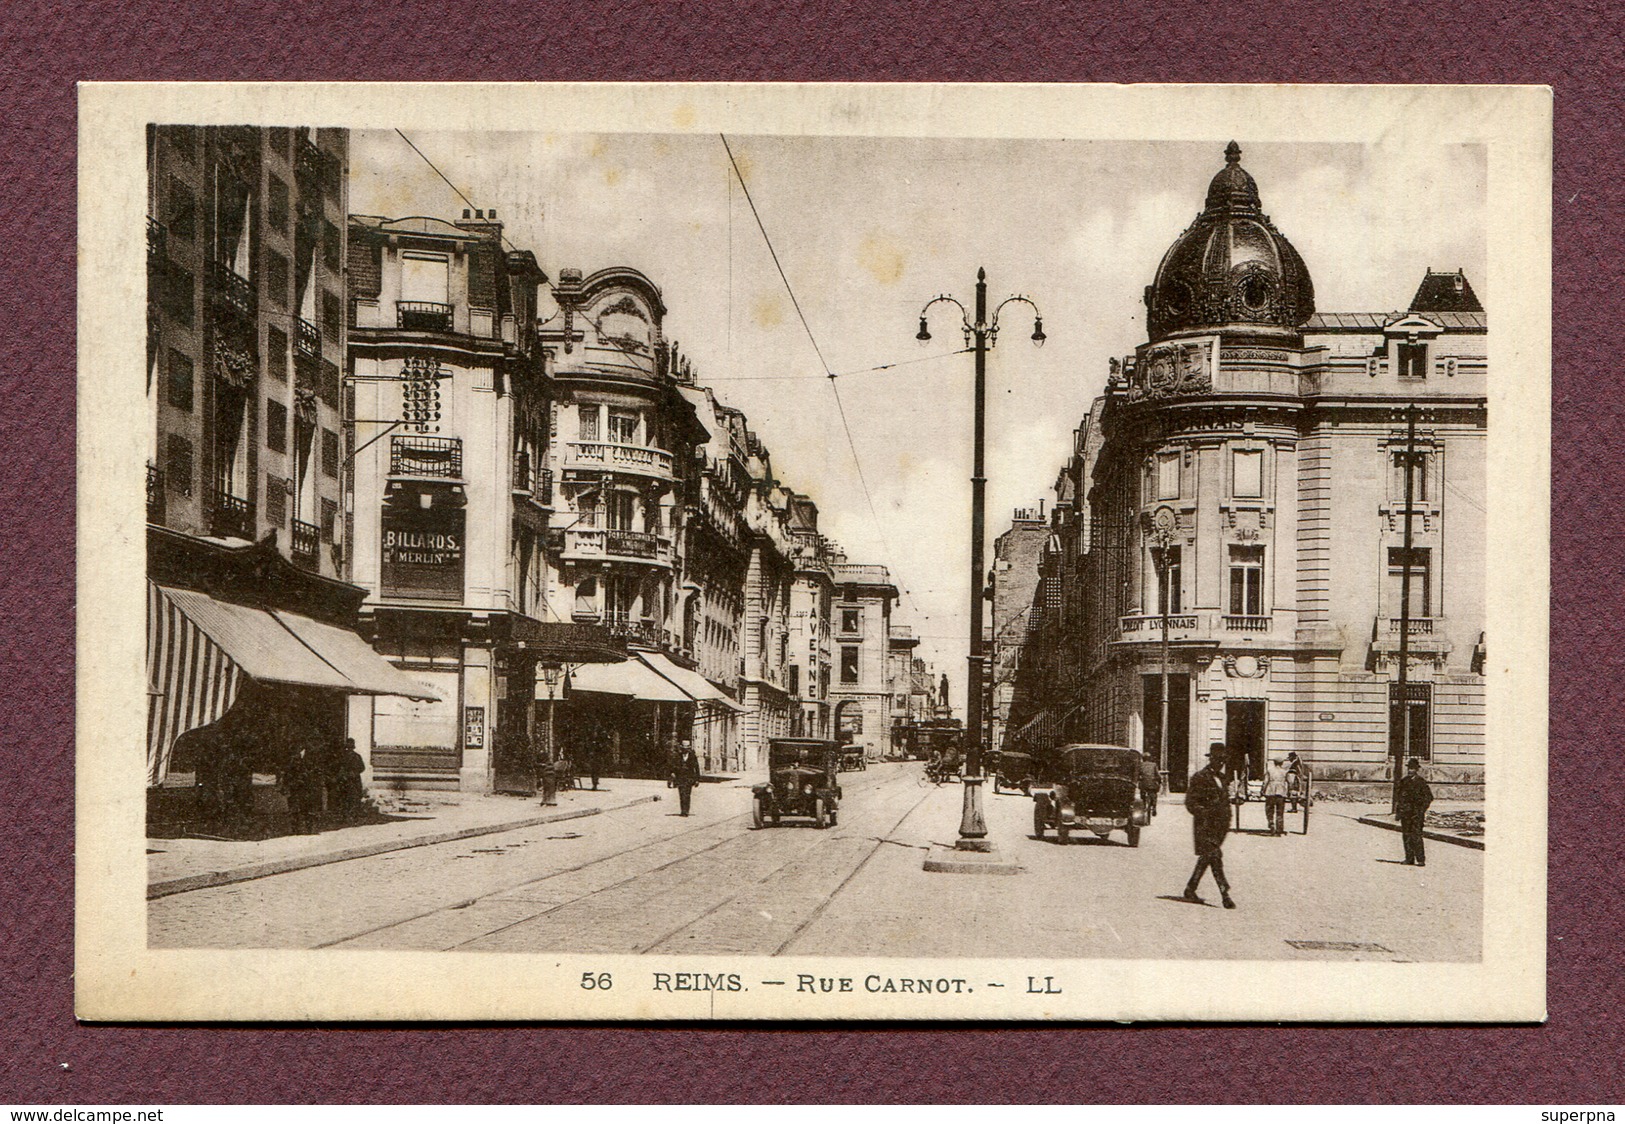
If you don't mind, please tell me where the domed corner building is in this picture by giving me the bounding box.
[1052,142,1486,798]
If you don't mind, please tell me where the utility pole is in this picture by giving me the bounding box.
[1150,507,1178,789]
[1392,403,1418,813]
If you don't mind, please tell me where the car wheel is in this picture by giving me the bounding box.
[815,797,829,829]
[752,798,765,829]
[1126,824,1141,848]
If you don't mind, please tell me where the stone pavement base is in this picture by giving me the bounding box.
[922,846,1022,875]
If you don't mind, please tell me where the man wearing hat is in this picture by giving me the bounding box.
[1396,757,1435,866]
[1181,742,1236,908]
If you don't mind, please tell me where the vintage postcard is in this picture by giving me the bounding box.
[77,82,1550,1021]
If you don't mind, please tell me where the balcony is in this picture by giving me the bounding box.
[390,435,463,479]
[604,613,665,649]
[513,454,553,514]
[209,261,256,321]
[1387,617,1435,636]
[1223,614,1271,632]
[536,468,553,506]
[562,526,673,567]
[291,518,320,563]
[512,450,532,493]
[294,316,320,359]
[147,463,165,523]
[397,301,454,333]
[566,441,675,480]
[208,488,255,540]
[295,135,335,189]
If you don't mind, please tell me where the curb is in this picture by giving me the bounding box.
[1355,815,1485,851]
[148,794,663,900]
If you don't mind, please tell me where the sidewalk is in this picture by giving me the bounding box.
[1348,799,1486,851]
[147,778,669,899]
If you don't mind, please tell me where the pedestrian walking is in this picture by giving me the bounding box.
[673,741,701,816]
[1397,757,1434,866]
[1181,743,1236,909]
[332,737,367,817]
[1138,753,1161,817]
[1262,755,1290,835]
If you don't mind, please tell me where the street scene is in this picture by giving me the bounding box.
[140,119,1488,964]
[150,762,1481,960]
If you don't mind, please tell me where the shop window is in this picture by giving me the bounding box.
[841,646,859,684]
[166,348,194,411]
[1156,451,1180,500]
[1386,547,1432,618]
[1228,545,1264,616]
[1232,448,1263,498]
[266,398,287,453]
[1388,682,1432,761]
[1397,342,1428,379]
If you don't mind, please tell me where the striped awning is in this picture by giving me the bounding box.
[636,652,747,713]
[146,582,440,785]
[147,581,244,787]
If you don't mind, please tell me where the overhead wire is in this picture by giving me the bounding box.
[393,129,517,253]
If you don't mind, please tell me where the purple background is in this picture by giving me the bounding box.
[3,0,1615,1104]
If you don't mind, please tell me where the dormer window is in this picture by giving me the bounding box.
[1397,341,1428,379]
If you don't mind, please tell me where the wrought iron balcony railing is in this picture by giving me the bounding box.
[1223,614,1271,631]
[512,450,532,493]
[604,613,665,648]
[397,301,454,333]
[291,518,320,562]
[536,467,553,506]
[146,463,165,523]
[294,316,320,359]
[210,260,256,320]
[390,435,462,479]
[208,487,255,540]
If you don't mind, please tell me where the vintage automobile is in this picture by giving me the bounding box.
[991,750,1042,795]
[753,737,843,829]
[839,744,867,772]
[1031,744,1152,847]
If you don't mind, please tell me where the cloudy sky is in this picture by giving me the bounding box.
[350,130,1486,712]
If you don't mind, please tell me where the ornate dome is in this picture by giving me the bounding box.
[1143,142,1315,344]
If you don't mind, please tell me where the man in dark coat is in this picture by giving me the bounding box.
[1139,754,1162,816]
[672,741,701,816]
[1397,757,1434,866]
[1182,742,1236,908]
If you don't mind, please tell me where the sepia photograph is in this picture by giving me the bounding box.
[77,82,1550,1021]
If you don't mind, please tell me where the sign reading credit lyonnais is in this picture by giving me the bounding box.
[381,508,465,601]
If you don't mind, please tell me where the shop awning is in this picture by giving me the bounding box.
[158,586,356,691]
[564,657,691,703]
[148,581,244,786]
[272,611,439,701]
[637,652,748,712]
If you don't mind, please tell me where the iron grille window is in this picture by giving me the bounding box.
[166,435,193,496]
[166,348,194,411]
[1388,682,1433,761]
[390,435,462,478]
[266,398,287,452]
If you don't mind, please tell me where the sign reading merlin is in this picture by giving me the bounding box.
[380,483,466,601]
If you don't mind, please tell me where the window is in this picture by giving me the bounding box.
[266,398,287,453]
[267,175,289,233]
[166,349,194,411]
[788,665,801,696]
[322,220,341,273]
[165,261,194,327]
[841,608,860,634]
[165,177,195,241]
[267,326,288,382]
[319,360,340,406]
[1228,545,1264,616]
[1389,450,1431,502]
[265,473,286,528]
[1388,682,1432,761]
[264,248,289,310]
[1156,451,1180,500]
[320,497,337,543]
[841,646,860,684]
[400,253,449,304]
[1386,547,1432,618]
[578,406,600,442]
[166,434,193,496]
[322,290,342,341]
[573,576,599,618]
[606,490,636,531]
[1232,448,1263,498]
[607,409,639,445]
[1397,342,1428,379]
[1155,545,1183,614]
[321,428,339,478]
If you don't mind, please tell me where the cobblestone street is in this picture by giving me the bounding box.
[150,762,1481,961]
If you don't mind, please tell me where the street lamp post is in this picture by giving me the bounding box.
[917,268,1045,854]
[1150,507,1178,789]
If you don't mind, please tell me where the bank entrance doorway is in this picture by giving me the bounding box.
[1141,674,1191,792]
[1225,699,1267,780]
